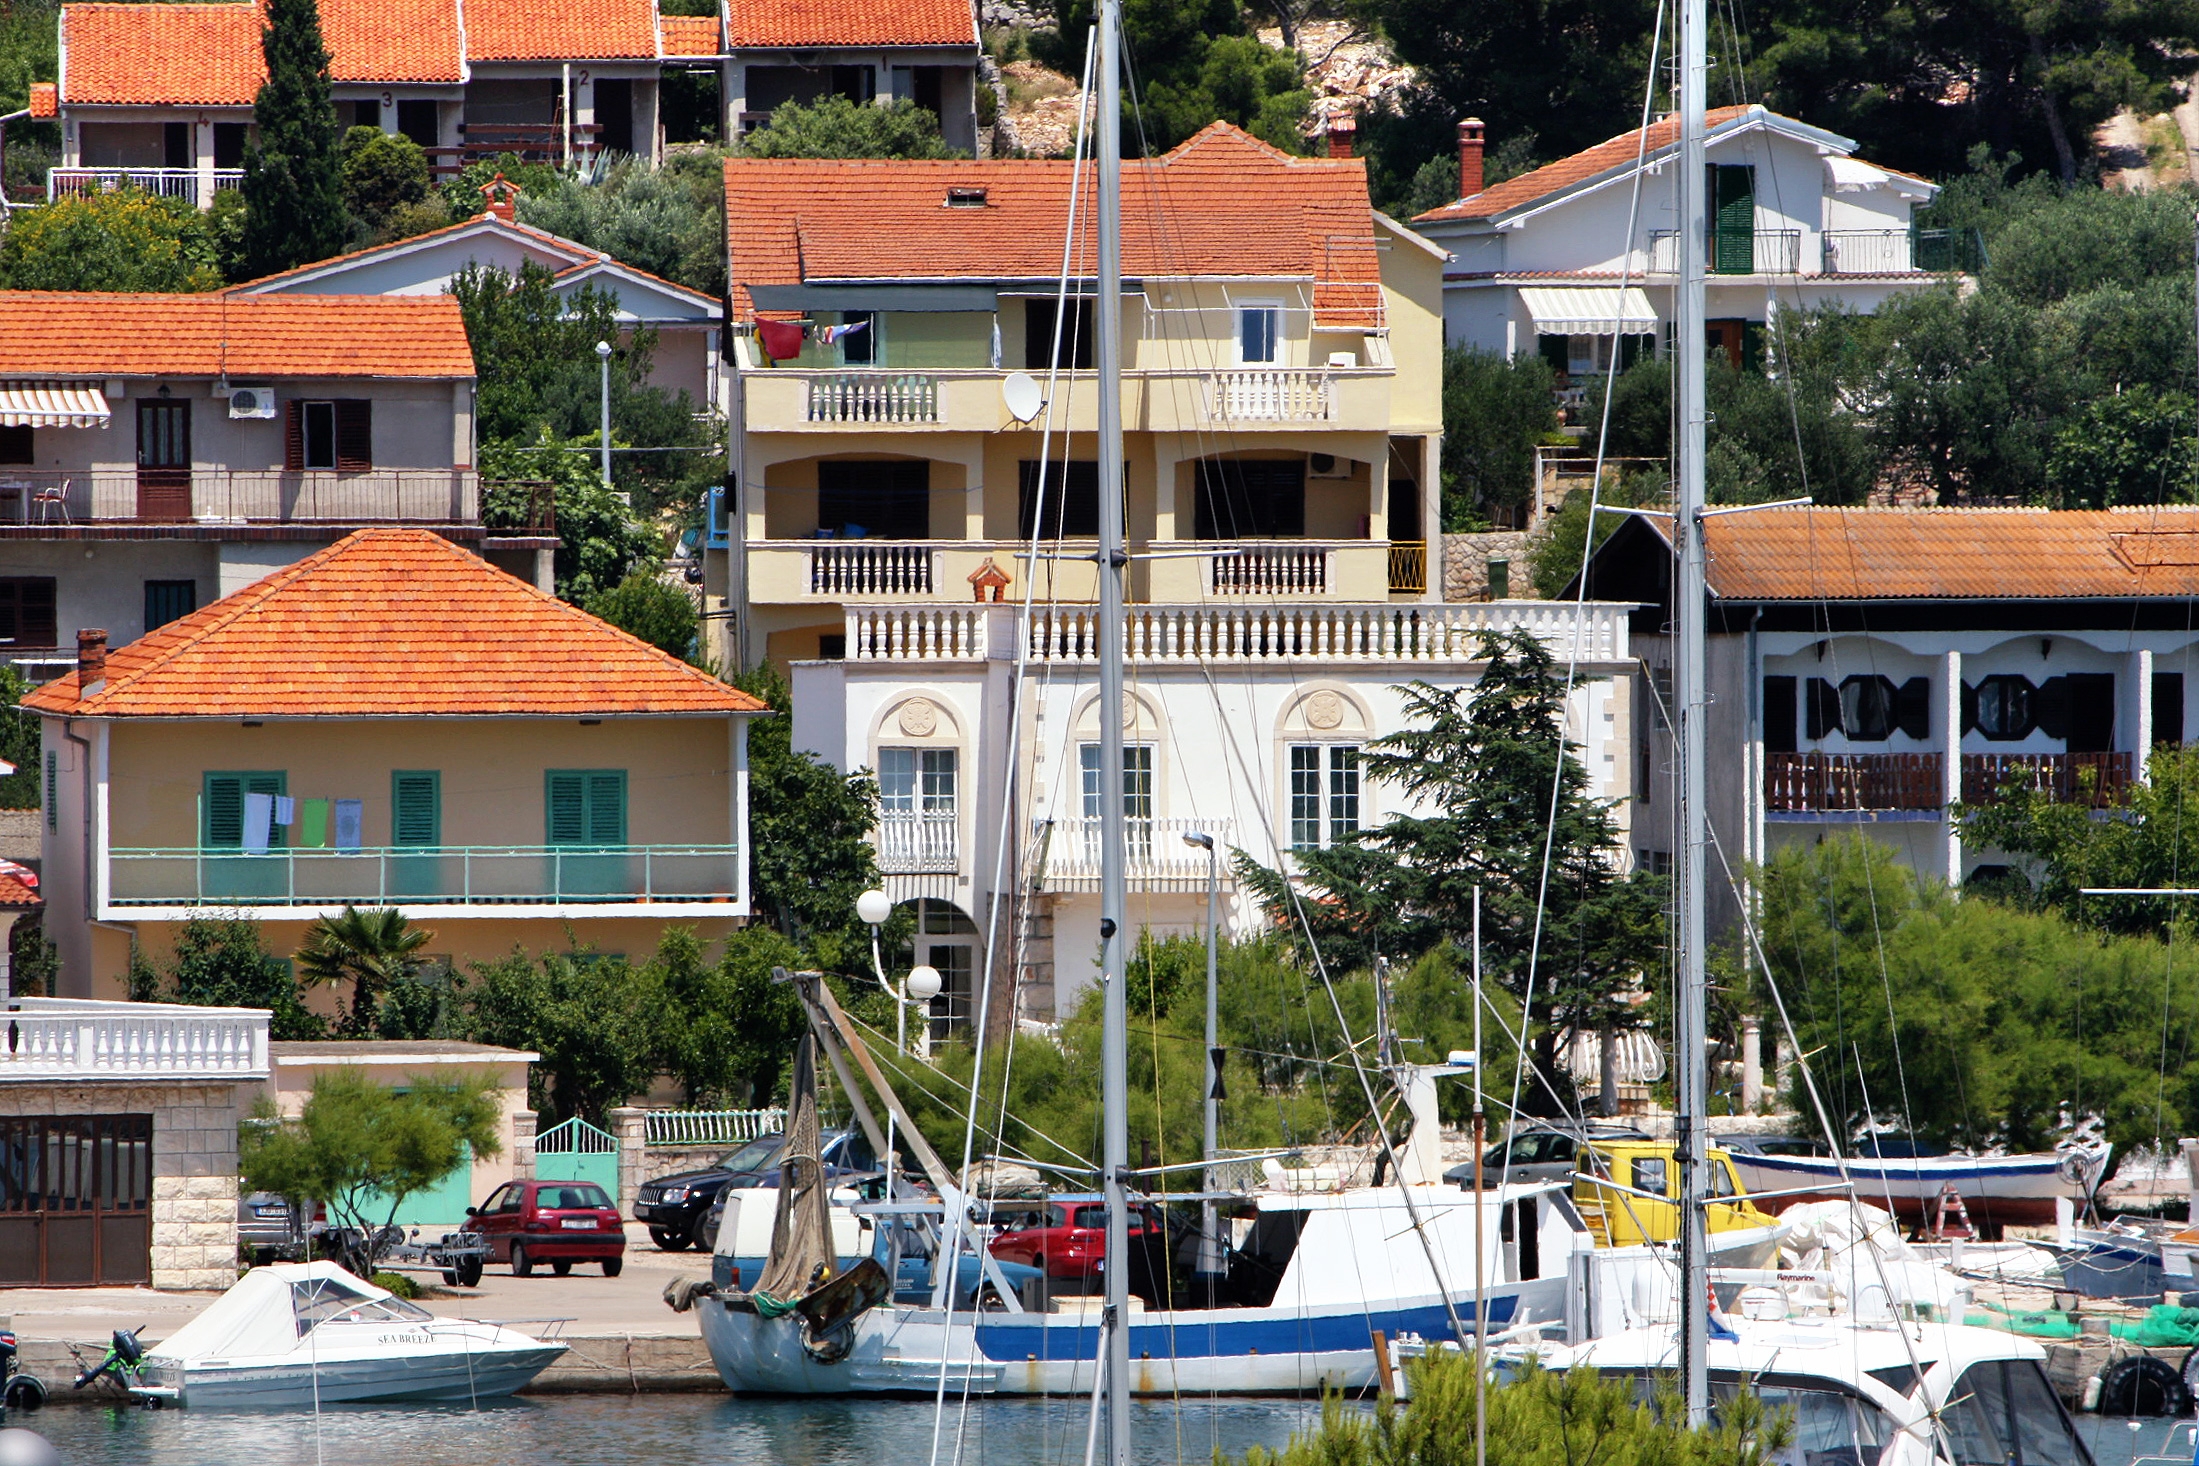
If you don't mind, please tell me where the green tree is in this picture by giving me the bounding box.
[240,1067,503,1266]
[650,925,809,1107]
[0,189,223,292]
[127,917,323,1040]
[741,96,960,159]
[730,663,882,941]
[295,906,434,1037]
[2046,386,2197,507]
[479,435,664,603]
[338,125,429,230]
[518,150,729,297]
[462,947,665,1124]
[1138,34,1312,154]
[0,0,58,203]
[0,665,41,808]
[585,570,699,659]
[1440,347,1556,528]
[240,0,349,277]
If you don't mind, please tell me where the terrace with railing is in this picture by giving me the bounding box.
[1038,816,1238,892]
[0,998,269,1081]
[47,167,242,206]
[1763,751,2134,814]
[0,469,480,527]
[749,365,1386,434]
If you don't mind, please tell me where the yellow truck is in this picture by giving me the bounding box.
[1571,1139,1780,1248]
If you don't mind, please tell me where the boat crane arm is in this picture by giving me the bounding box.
[780,967,957,1196]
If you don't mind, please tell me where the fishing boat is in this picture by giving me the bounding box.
[130,1261,566,1408]
[1723,1145,2094,1231]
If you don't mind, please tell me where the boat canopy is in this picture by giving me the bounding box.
[147,1262,428,1363]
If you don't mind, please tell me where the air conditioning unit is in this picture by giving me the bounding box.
[227,387,277,419]
[1308,453,1354,480]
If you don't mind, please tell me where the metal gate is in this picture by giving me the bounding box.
[534,1117,618,1196]
[0,1114,152,1285]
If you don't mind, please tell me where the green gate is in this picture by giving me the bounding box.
[535,1118,619,1196]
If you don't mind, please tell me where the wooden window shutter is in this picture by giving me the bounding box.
[334,400,372,473]
[284,400,305,472]
[546,772,587,845]
[392,770,440,847]
[245,771,286,849]
[203,773,246,847]
[584,771,626,846]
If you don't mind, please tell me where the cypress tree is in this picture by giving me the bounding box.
[240,0,348,277]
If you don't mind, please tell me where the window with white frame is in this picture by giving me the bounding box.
[879,747,957,869]
[1079,743,1154,855]
[1237,303,1280,365]
[1289,743,1360,849]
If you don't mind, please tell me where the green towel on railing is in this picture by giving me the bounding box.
[300,799,329,848]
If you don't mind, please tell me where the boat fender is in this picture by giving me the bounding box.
[662,1278,719,1314]
[2083,1376,2103,1412]
[2097,1355,2190,1417]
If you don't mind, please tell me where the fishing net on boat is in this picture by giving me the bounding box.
[750,1034,837,1312]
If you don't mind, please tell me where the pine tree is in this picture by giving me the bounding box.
[240,0,348,277]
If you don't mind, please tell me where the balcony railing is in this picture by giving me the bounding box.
[1961,752,2132,808]
[106,845,743,909]
[1213,545,1330,595]
[1820,230,1915,275]
[808,374,940,424]
[0,469,478,526]
[1648,229,1803,275]
[1039,816,1236,891]
[1388,541,1427,595]
[1203,370,1335,422]
[878,811,959,873]
[843,600,1630,664]
[0,998,269,1081]
[643,1107,787,1146]
[1764,752,1945,812]
[812,542,934,596]
[48,167,241,204]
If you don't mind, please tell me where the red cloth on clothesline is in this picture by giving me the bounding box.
[757,319,807,362]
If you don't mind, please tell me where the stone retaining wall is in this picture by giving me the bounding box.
[1443,531,1539,602]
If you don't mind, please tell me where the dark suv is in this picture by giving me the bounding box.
[634,1128,879,1250]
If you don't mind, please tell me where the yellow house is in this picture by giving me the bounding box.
[28,527,765,997]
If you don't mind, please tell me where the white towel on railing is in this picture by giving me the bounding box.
[272,795,296,826]
[243,793,274,853]
[334,799,363,850]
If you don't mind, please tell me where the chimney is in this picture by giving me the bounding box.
[478,171,522,222]
[1458,118,1486,200]
[1326,113,1358,160]
[77,629,106,692]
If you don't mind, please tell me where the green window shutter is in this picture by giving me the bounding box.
[44,750,55,832]
[584,771,626,846]
[203,773,245,847]
[392,771,440,847]
[245,772,286,850]
[1710,164,1755,274]
[546,772,587,845]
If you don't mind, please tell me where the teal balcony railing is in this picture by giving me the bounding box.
[107,845,743,908]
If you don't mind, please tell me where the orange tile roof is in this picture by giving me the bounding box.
[59,0,464,104]
[27,82,57,119]
[1414,106,1752,225]
[725,123,1383,328]
[463,0,659,60]
[322,0,464,83]
[23,530,767,719]
[659,13,722,54]
[0,865,39,908]
[1694,507,2199,602]
[0,293,475,380]
[725,0,974,48]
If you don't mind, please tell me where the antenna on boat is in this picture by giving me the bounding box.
[1673,0,1712,1422]
[1093,0,1133,1449]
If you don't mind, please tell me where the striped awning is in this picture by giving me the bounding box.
[0,384,112,429]
[1520,286,1658,336]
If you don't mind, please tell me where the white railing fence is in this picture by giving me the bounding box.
[878,811,960,873]
[643,1108,787,1146]
[1205,370,1335,422]
[47,167,243,204]
[0,998,269,1080]
[1820,230,1913,274]
[807,374,940,424]
[1040,815,1236,889]
[1020,601,1629,663]
[810,542,935,596]
[846,605,992,660]
[1212,545,1330,595]
[0,469,478,524]
[1647,229,1803,275]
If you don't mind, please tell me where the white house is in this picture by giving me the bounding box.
[1413,105,1957,381]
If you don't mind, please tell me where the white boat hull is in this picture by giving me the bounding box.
[137,1330,567,1408]
[1727,1152,2072,1226]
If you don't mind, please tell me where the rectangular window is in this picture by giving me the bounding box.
[816,460,929,540]
[136,401,189,469]
[1079,744,1154,854]
[0,578,57,650]
[286,399,371,472]
[0,425,30,465]
[143,579,196,633]
[395,101,438,149]
[1194,458,1306,539]
[212,122,248,170]
[391,770,441,847]
[1024,297,1094,371]
[302,401,337,470]
[1763,675,1797,754]
[202,771,286,849]
[838,311,879,366]
[879,747,956,813]
[1238,304,1280,365]
[1018,460,1101,539]
[2157,672,2186,746]
[1289,744,1360,849]
[545,769,626,847]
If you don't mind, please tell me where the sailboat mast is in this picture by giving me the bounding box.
[1673,0,1712,1428]
[1093,0,1133,1452]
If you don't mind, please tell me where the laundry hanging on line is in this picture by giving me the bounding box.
[333,799,364,851]
[272,795,296,827]
[242,792,274,854]
[299,799,330,849]
[819,320,868,345]
[756,319,808,363]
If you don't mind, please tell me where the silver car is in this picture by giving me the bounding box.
[1442,1124,1652,1189]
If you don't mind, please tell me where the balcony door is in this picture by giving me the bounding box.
[136,400,192,521]
[1194,458,1305,539]
[817,460,930,539]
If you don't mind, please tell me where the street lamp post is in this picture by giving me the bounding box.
[857,889,943,1188]
[594,339,613,488]
[1181,831,1224,1291]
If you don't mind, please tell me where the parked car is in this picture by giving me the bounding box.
[635,1129,882,1251]
[1720,1135,1833,1159]
[466,1180,625,1277]
[1441,1123,1652,1189]
[986,1201,1163,1284]
[236,1193,323,1264]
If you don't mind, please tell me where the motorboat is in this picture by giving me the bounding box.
[1723,1142,2094,1231]
[131,1261,566,1408]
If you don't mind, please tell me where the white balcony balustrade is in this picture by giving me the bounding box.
[1212,545,1331,595]
[106,844,744,913]
[48,167,242,206]
[1040,816,1237,892]
[807,374,940,424]
[1819,230,1914,274]
[877,812,960,873]
[0,469,479,526]
[0,998,269,1081]
[1203,371,1336,422]
[810,543,936,596]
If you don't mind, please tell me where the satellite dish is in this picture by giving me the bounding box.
[1002,371,1044,423]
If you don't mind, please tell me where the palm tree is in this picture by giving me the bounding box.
[296,906,433,1036]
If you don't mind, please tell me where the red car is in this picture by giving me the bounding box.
[987,1203,1159,1282]
[467,1180,626,1278]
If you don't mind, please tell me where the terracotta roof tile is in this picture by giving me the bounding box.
[0,867,40,908]
[659,13,722,54]
[27,82,57,119]
[1414,106,1752,225]
[59,0,463,105]
[22,529,767,719]
[463,0,658,60]
[724,0,974,48]
[1693,507,2199,602]
[726,123,1382,328]
[0,293,475,380]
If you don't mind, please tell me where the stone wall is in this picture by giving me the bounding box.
[1443,531,1539,602]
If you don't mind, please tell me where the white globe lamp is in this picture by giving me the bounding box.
[856,889,892,927]
[906,964,942,1002]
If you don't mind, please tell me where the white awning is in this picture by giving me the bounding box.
[0,384,110,429]
[1520,286,1657,336]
